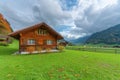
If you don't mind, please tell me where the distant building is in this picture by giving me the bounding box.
[0,34,10,45]
[58,39,68,46]
[9,22,63,53]
[0,13,12,46]
[0,13,12,34]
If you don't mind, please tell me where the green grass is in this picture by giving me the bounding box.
[66,46,120,54]
[0,41,120,80]
[0,40,19,55]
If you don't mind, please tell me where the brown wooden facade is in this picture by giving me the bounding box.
[0,13,12,34]
[9,22,63,52]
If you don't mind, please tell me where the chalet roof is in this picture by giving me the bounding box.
[8,22,63,40]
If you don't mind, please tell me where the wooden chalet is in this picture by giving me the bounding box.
[9,22,63,53]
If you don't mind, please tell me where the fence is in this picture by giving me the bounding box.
[66,46,120,54]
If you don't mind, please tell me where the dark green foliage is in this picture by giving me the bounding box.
[67,42,75,46]
[0,42,8,46]
[86,24,120,44]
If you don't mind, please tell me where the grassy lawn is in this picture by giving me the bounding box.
[0,41,120,80]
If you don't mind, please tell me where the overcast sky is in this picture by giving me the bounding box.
[0,0,120,40]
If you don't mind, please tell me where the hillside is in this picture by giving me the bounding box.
[0,13,12,34]
[86,24,120,44]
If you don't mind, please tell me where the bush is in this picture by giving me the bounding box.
[0,42,8,46]
[46,48,51,53]
[58,45,64,51]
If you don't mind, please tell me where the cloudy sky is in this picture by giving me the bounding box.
[0,0,120,40]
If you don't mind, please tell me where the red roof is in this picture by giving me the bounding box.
[8,22,63,39]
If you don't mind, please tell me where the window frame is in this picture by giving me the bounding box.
[27,39,36,45]
[46,40,53,45]
[37,28,48,35]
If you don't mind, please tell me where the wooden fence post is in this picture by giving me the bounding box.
[115,49,117,54]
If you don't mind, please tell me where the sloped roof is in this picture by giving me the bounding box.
[0,13,12,33]
[8,22,63,40]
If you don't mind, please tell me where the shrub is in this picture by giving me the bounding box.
[46,48,51,53]
[0,42,8,46]
[58,45,64,51]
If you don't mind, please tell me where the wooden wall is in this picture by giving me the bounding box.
[19,28,57,52]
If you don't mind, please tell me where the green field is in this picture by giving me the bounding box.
[0,41,120,80]
[66,46,120,54]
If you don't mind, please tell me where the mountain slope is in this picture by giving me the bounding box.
[86,24,120,44]
[0,13,12,34]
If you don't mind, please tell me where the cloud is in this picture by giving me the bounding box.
[0,0,71,30]
[60,26,87,39]
[32,0,72,27]
[73,0,119,33]
[0,1,35,30]
[0,0,120,40]
[59,0,78,10]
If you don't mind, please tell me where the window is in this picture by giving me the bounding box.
[38,29,42,34]
[38,28,48,35]
[28,39,35,45]
[46,40,53,45]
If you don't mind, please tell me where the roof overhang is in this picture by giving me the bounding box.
[8,22,63,40]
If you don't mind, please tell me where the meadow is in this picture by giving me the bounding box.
[66,46,120,54]
[0,41,120,80]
